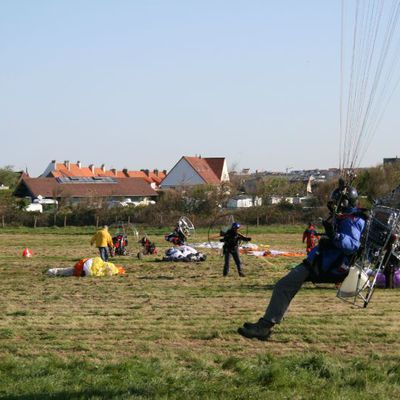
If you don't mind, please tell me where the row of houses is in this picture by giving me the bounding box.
[13,157,363,211]
[14,157,231,210]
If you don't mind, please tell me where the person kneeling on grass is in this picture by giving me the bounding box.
[238,185,367,341]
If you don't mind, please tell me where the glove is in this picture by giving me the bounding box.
[245,237,252,242]
[322,219,335,239]
[318,237,332,251]
[355,208,370,221]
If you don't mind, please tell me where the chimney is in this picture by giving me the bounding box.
[64,160,70,170]
[141,169,150,177]
[153,169,159,176]
[122,168,128,176]
[162,169,167,175]
[111,168,117,176]
[50,160,57,173]
[101,164,106,172]
[77,160,81,169]
[89,164,95,174]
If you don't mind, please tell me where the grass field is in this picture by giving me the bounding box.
[0,226,399,399]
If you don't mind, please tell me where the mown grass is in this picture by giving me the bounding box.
[0,227,399,399]
[0,223,305,236]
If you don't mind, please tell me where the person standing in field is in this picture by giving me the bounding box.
[220,222,251,277]
[91,225,114,261]
[302,222,319,254]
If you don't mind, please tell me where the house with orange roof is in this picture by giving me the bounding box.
[160,156,230,189]
[40,160,166,189]
[14,175,158,208]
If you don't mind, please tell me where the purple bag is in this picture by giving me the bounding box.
[375,271,386,288]
[373,268,400,288]
[394,269,400,288]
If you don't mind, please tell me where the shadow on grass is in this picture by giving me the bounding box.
[241,284,275,291]
[1,387,150,399]
[241,284,336,292]
[138,275,175,280]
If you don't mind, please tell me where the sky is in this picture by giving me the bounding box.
[1,0,399,177]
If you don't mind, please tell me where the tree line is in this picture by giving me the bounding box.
[0,163,399,228]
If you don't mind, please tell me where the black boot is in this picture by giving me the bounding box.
[243,318,272,329]
[238,318,274,341]
[238,270,245,277]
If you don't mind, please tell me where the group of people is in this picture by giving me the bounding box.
[219,220,320,278]
[90,220,253,276]
[89,182,368,342]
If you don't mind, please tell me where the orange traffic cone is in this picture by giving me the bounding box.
[22,248,33,257]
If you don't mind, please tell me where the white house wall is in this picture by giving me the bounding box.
[227,197,253,208]
[240,199,253,207]
[160,158,204,188]
[227,199,238,208]
[220,160,230,182]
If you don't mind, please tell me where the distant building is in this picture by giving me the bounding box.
[380,184,400,208]
[40,160,166,189]
[24,195,58,213]
[270,196,284,205]
[269,195,309,205]
[14,176,158,207]
[227,195,262,209]
[383,157,400,166]
[160,156,229,189]
[287,169,340,183]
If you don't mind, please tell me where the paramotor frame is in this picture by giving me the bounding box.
[178,216,195,237]
[337,205,400,307]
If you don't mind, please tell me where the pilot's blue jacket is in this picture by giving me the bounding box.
[306,208,366,282]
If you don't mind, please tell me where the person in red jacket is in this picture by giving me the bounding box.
[302,222,319,254]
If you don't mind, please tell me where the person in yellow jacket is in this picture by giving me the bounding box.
[90,225,114,261]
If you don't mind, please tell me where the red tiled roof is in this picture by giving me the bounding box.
[204,158,225,180]
[183,157,221,184]
[52,163,94,177]
[126,171,149,181]
[48,163,164,185]
[126,170,166,185]
[94,169,126,178]
[17,177,158,198]
[148,171,166,185]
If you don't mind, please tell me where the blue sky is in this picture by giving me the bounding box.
[1,0,399,176]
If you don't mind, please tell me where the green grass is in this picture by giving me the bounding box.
[0,223,306,236]
[0,227,399,399]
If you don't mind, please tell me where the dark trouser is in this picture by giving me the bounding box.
[98,247,109,262]
[223,248,243,275]
[263,263,311,324]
